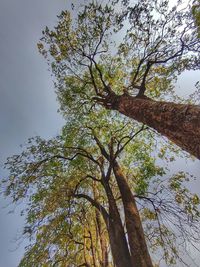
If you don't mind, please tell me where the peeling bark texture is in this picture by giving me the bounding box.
[113,161,153,267]
[107,92,200,159]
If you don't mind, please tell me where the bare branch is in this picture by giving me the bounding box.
[115,125,146,158]
[74,193,109,221]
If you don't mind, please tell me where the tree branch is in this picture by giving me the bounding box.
[115,125,146,158]
[74,193,109,221]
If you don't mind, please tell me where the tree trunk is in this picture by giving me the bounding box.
[88,229,97,267]
[77,185,132,266]
[93,183,109,267]
[103,181,132,267]
[83,230,91,267]
[113,160,153,267]
[106,92,200,158]
[95,210,109,267]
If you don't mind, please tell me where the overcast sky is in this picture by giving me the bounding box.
[0,1,68,266]
[0,0,200,266]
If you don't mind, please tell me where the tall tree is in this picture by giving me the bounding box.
[2,110,200,266]
[38,0,200,158]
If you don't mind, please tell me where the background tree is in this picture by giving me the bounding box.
[38,0,200,158]
[2,109,200,266]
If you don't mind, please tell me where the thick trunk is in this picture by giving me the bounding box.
[113,161,153,267]
[107,221,132,267]
[103,182,132,267]
[81,182,131,266]
[108,93,200,158]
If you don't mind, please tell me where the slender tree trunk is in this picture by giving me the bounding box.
[83,230,91,267]
[88,229,97,267]
[77,185,131,266]
[113,160,153,267]
[106,92,200,158]
[93,182,109,267]
[103,181,132,267]
[95,210,109,267]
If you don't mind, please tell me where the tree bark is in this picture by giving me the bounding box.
[83,230,91,267]
[75,190,132,266]
[103,181,132,267]
[93,183,109,267]
[88,229,97,267]
[106,92,200,159]
[95,210,109,267]
[113,160,153,267]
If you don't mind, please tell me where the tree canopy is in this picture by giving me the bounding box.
[38,0,200,158]
[2,107,200,266]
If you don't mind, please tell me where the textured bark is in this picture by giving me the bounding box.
[103,182,132,267]
[113,161,153,267]
[78,185,131,266]
[106,92,200,159]
[95,210,109,267]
